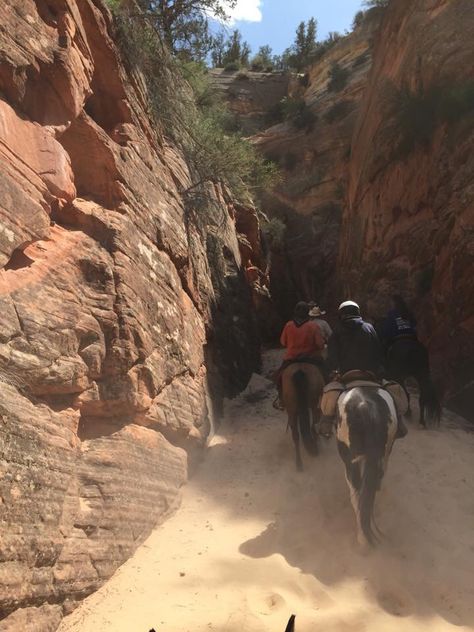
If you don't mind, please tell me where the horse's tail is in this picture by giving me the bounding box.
[419,374,441,426]
[356,400,387,546]
[292,370,318,455]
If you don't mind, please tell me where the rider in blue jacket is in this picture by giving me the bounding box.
[381,295,417,347]
[327,301,384,378]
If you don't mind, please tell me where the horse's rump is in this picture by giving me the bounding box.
[281,362,324,408]
[337,388,397,544]
[387,338,429,377]
[282,363,323,463]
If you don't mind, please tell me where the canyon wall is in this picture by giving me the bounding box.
[0,0,261,628]
[216,1,473,410]
[250,13,382,326]
[340,0,474,415]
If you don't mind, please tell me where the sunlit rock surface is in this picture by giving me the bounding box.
[0,0,260,626]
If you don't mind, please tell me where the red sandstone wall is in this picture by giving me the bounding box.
[0,0,260,627]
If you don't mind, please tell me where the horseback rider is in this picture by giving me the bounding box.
[320,300,407,438]
[273,301,325,410]
[381,295,441,426]
[381,294,418,348]
[308,303,332,359]
[327,301,383,378]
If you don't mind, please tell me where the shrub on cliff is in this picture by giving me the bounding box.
[309,32,343,64]
[364,0,390,7]
[265,97,316,131]
[250,45,274,72]
[388,81,474,157]
[265,101,285,126]
[284,168,326,196]
[224,61,240,71]
[111,6,277,203]
[327,63,350,92]
[325,100,353,123]
[261,217,286,250]
[352,10,366,29]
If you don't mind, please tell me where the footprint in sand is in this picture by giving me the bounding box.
[248,589,286,616]
[376,590,413,617]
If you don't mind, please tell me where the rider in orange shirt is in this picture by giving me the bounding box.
[274,302,325,409]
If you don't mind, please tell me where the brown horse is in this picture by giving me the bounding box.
[282,363,325,471]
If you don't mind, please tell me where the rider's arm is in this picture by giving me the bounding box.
[280,323,289,347]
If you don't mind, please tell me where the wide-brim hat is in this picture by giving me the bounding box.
[309,306,326,317]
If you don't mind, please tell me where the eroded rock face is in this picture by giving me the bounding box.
[340,0,474,414]
[0,0,260,627]
[210,69,289,136]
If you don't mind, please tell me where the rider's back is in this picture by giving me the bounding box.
[281,320,324,360]
[328,317,383,376]
[382,308,417,344]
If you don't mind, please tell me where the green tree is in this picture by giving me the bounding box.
[222,29,251,68]
[306,17,317,55]
[363,0,389,7]
[295,21,306,60]
[286,18,318,70]
[129,0,237,59]
[251,45,273,71]
[352,10,365,29]
[240,41,251,66]
[211,31,226,67]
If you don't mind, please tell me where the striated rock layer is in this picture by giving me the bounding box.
[0,0,260,628]
[340,0,474,415]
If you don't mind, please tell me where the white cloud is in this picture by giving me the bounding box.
[224,0,263,24]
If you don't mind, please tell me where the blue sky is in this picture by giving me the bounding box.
[217,0,366,55]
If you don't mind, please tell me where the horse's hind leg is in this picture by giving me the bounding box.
[403,382,412,419]
[419,390,426,428]
[311,404,321,439]
[289,412,303,471]
[338,440,364,544]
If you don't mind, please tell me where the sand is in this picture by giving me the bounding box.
[59,351,474,632]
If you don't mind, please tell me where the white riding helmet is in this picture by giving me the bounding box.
[338,300,361,318]
[338,300,360,311]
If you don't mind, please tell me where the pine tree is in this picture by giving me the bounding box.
[240,41,251,67]
[306,17,317,56]
[211,31,226,67]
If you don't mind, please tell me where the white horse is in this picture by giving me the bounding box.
[336,386,398,546]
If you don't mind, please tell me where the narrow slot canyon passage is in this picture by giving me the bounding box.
[59,352,474,632]
[1,0,473,629]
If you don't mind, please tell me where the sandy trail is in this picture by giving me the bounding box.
[59,351,474,632]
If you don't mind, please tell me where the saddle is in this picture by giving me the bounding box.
[324,370,380,393]
[321,371,408,417]
[340,369,378,385]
